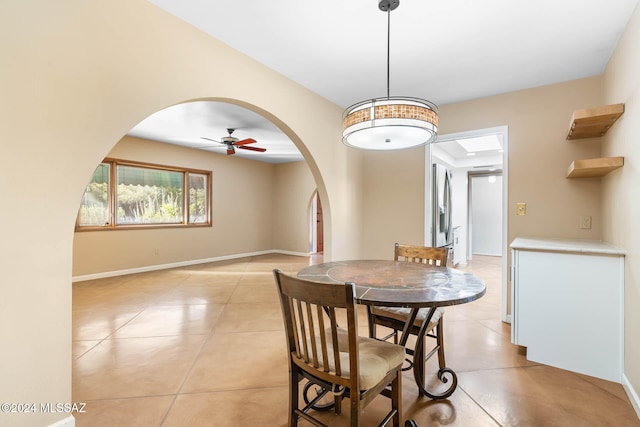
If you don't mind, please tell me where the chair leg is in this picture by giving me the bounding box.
[367,306,376,338]
[414,336,426,395]
[392,369,402,427]
[350,394,360,427]
[334,392,342,415]
[436,318,446,369]
[290,368,300,427]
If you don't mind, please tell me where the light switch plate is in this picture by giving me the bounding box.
[516,203,527,216]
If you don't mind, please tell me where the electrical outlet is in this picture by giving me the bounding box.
[580,215,592,229]
[516,203,527,216]
[154,248,160,255]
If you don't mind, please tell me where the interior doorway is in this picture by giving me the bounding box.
[309,191,324,253]
[427,125,509,323]
[469,172,503,257]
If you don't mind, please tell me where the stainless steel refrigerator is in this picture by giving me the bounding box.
[432,163,453,253]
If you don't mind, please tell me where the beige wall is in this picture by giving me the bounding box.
[73,136,315,277]
[442,76,606,244]
[363,149,426,259]
[273,161,317,253]
[603,1,640,408]
[361,20,640,406]
[363,76,605,262]
[362,76,607,327]
[0,1,362,426]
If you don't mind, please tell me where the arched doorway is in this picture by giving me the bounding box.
[73,99,325,277]
[2,2,361,423]
[71,99,332,424]
[309,190,324,254]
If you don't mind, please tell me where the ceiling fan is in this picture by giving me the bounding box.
[200,128,267,155]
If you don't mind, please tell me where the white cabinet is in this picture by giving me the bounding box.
[511,237,624,382]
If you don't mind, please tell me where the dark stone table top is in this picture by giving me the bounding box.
[298,260,486,308]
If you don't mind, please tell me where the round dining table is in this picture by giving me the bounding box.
[297,259,486,398]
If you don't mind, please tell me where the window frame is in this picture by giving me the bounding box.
[76,157,212,231]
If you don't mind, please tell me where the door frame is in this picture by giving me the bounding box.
[309,190,323,253]
[426,125,510,323]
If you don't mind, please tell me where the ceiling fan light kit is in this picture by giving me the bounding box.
[342,0,438,151]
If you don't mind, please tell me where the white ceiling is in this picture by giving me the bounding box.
[133,0,638,163]
[128,101,305,163]
[433,134,504,171]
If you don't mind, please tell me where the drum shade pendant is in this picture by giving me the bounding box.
[342,0,438,150]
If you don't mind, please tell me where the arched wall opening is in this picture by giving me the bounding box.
[1,2,364,425]
[73,98,326,278]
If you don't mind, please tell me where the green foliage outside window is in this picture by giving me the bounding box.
[78,164,110,226]
[76,160,210,229]
[189,174,207,223]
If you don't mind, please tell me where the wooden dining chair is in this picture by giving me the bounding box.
[367,243,449,396]
[273,269,406,427]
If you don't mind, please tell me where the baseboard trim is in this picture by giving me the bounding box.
[72,249,310,282]
[623,374,640,420]
[48,415,75,427]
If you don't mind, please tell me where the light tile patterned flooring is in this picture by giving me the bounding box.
[72,254,640,426]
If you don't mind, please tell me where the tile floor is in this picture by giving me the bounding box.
[72,254,640,426]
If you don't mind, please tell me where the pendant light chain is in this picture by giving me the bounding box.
[386,7,391,99]
[341,0,438,150]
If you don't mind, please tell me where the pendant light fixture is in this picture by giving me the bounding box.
[342,0,438,150]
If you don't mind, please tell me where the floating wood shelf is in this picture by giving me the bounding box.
[566,103,625,140]
[566,156,624,178]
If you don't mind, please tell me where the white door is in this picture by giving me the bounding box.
[470,174,502,256]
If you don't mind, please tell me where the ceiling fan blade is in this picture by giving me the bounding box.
[238,145,267,152]
[200,136,220,143]
[234,138,257,146]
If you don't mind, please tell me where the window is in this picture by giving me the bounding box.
[76,159,211,230]
[78,163,110,227]
[188,173,208,223]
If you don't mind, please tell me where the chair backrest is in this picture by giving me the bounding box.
[273,269,360,391]
[394,242,448,266]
